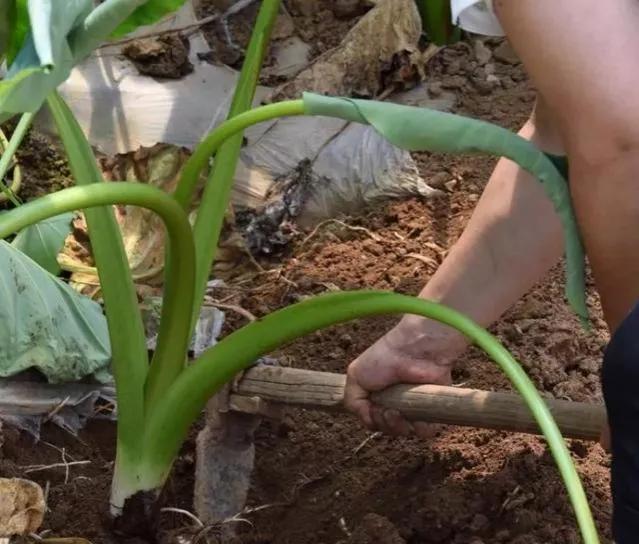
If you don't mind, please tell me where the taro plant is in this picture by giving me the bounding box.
[0,1,599,542]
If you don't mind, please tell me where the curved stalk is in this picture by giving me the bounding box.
[0,111,32,204]
[184,0,281,337]
[0,182,196,463]
[47,92,150,462]
[141,291,599,544]
[174,100,305,209]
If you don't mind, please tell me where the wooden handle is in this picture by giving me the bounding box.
[230,366,606,441]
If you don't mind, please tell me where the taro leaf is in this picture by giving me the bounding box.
[302,93,587,323]
[0,0,186,120]
[111,0,187,38]
[11,212,74,275]
[0,240,111,383]
[0,0,92,121]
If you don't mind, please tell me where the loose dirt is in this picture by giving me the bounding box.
[0,11,614,544]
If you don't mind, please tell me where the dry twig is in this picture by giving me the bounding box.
[301,219,382,247]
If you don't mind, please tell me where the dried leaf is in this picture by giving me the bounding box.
[271,0,422,100]
[0,478,45,536]
[61,144,190,294]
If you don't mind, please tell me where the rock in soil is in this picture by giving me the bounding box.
[474,39,492,65]
[493,40,520,65]
[342,514,405,543]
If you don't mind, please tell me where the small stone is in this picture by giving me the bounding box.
[445,59,462,75]
[503,323,524,343]
[444,179,458,192]
[470,513,489,532]
[473,76,496,96]
[428,81,443,97]
[474,39,492,65]
[577,358,599,375]
[486,74,500,85]
[272,12,296,39]
[500,75,516,89]
[429,172,449,189]
[338,333,353,348]
[494,40,520,64]
[347,513,405,543]
[288,0,320,16]
[333,0,365,18]
[441,76,466,90]
[495,529,511,542]
[484,62,496,75]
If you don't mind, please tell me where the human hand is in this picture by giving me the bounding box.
[344,317,467,438]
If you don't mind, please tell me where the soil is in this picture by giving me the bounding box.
[0,10,615,544]
[0,122,73,206]
[196,0,364,78]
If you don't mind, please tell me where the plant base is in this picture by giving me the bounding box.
[112,489,161,541]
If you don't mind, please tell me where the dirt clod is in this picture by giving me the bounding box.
[123,35,193,79]
[343,514,406,544]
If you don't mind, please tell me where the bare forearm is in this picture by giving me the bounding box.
[401,114,564,340]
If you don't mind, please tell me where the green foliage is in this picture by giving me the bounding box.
[7,0,28,63]
[0,0,14,62]
[0,240,110,382]
[414,0,460,45]
[11,213,74,275]
[111,0,187,37]
[0,0,92,120]
[0,0,186,121]
[0,0,28,64]
[47,91,149,460]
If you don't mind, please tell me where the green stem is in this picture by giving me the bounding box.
[47,92,150,459]
[145,0,287,414]
[0,111,33,205]
[69,0,148,60]
[142,291,599,544]
[146,100,304,410]
[414,0,459,45]
[189,0,280,332]
[0,184,195,373]
[0,181,196,505]
[174,100,304,210]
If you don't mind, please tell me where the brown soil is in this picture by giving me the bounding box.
[0,20,614,544]
[196,0,363,76]
[0,122,73,206]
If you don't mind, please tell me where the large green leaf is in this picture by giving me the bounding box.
[302,93,587,322]
[0,240,111,383]
[0,0,181,119]
[0,0,92,120]
[111,0,187,38]
[11,212,74,275]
